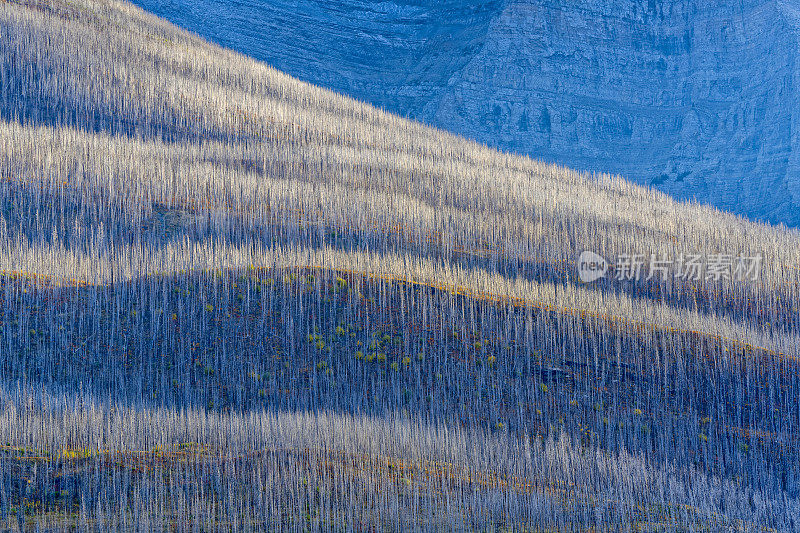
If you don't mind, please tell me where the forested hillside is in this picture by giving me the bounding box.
[0,0,798,530]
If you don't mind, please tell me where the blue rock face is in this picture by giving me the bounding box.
[131,0,800,227]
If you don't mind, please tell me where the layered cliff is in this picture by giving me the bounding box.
[132,0,800,226]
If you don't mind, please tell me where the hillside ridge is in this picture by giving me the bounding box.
[131,0,800,227]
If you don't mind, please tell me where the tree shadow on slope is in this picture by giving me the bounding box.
[0,266,798,499]
[3,176,796,351]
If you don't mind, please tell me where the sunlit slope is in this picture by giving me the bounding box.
[127,0,800,228]
[1,0,798,355]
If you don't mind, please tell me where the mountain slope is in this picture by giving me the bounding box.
[131,0,800,227]
[0,0,799,530]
